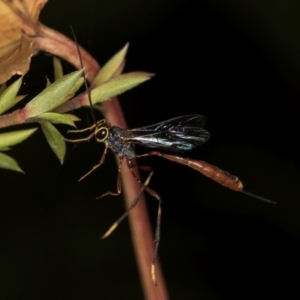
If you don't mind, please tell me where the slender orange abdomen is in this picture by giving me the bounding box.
[155,152,244,191]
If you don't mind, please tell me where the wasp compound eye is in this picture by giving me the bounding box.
[96,127,109,142]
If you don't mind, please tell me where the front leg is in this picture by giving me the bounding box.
[97,156,124,199]
[64,123,97,143]
[79,145,109,182]
[64,131,95,143]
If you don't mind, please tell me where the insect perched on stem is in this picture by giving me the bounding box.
[68,26,275,286]
[65,114,276,285]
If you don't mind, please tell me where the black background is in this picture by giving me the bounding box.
[1,1,300,299]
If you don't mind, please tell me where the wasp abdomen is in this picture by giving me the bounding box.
[150,152,243,191]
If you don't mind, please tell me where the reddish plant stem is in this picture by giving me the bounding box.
[35,24,169,299]
[35,24,100,81]
[0,109,26,128]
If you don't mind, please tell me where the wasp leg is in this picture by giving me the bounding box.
[97,156,124,199]
[68,122,97,133]
[101,172,154,239]
[151,197,162,286]
[78,145,109,182]
[64,131,95,143]
[126,158,161,285]
[126,159,159,200]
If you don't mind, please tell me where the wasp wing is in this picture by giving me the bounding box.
[127,115,210,152]
[130,115,207,133]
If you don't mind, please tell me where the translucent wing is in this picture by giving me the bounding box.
[130,115,207,133]
[126,115,210,152]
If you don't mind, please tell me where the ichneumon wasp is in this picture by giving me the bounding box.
[67,27,275,285]
[65,113,276,285]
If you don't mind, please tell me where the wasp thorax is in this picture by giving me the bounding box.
[95,127,109,142]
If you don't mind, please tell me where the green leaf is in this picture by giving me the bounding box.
[53,57,64,80]
[92,43,129,86]
[64,114,81,122]
[56,76,84,105]
[40,121,66,164]
[25,70,83,118]
[0,83,7,94]
[0,152,23,172]
[0,128,37,149]
[46,77,51,87]
[0,77,23,114]
[90,72,153,105]
[15,94,27,103]
[69,77,84,95]
[111,61,125,77]
[35,112,77,127]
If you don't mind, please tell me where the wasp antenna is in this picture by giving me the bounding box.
[70,25,97,126]
[240,190,276,204]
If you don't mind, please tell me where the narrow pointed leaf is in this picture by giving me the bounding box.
[53,77,83,105]
[40,121,66,164]
[64,114,81,122]
[0,152,23,172]
[0,83,7,94]
[92,43,129,86]
[60,93,74,103]
[15,94,27,103]
[69,77,84,95]
[46,77,51,87]
[111,60,125,77]
[0,128,37,149]
[0,77,23,114]
[25,70,83,118]
[53,57,63,80]
[35,112,77,127]
[90,72,153,105]
[58,76,84,105]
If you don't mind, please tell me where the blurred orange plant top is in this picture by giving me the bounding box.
[0,0,47,83]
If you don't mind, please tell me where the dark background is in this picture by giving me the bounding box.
[1,0,300,299]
